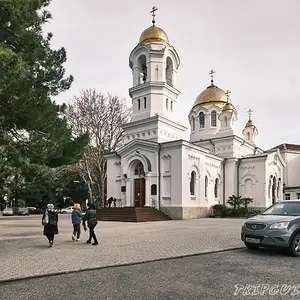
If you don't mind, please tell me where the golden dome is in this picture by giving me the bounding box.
[245,119,256,128]
[139,25,169,46]
[222,102,235,112]
[192,81,230,110]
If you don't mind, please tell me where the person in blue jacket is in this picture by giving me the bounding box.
[72,203,82,241]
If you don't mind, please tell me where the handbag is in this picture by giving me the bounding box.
[42,210,49,225]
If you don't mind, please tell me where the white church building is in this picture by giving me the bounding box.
[105,10,300,219]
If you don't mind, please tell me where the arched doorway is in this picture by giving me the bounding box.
[272,176,277,204]
[133,161,146,207]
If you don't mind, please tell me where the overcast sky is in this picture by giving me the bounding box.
[43,0,300,150]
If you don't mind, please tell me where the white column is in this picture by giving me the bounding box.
[145,175,150,206]
[125,179,131,207]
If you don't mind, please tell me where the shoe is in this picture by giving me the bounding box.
[76,238,80,242]
[49,241,53,247]
[86,240,91,244]
[92,242,98,246]
[72,235,75,241]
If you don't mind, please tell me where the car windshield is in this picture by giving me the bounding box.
[262,202,300,216]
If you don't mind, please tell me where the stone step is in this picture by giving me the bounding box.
[96,207,170,222]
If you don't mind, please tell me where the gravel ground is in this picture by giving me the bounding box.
[0,247,298,300]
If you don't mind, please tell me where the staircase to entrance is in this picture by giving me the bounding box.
[96,207,171,222]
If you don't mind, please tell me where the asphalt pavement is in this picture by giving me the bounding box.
[0,248,298,300]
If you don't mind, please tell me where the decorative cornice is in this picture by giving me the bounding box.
[205,162,221,170]
[129,81,180,97]
[240,165,255,172]
[122,114,187,131]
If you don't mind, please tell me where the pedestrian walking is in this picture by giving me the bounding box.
[82,203,98,245]
[42,204,58,247]
[72,203,82,241]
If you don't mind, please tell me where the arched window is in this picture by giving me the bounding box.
[166,57,173,86]
[170,101,173,112]
[192,116,195,131]
[138,99,141,110]
[272,176,276,204]
[277,178,281,198]
[211,111,217,127]
[199,112,205,128]
[144,97,147,109]
[190,171,196,195]
[245,178,253,198]
[166,98,169,110]
[151,184,157,195]
[224,116,228,127]
[214,178,219,198]
[205,176,208,197]
[247,132,250,140]
[137,55,147,84]
[134,162,144,176]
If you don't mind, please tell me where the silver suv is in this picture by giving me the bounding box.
[241,200,300,256]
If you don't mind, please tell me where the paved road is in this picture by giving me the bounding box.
[0,248,298,300]
[0,215,244,282]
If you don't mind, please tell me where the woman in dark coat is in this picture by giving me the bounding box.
[42,203,59,247]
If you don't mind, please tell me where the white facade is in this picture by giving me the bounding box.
[104,18,299,219]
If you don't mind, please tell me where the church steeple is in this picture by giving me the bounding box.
[242,109,258,145]
[128,7,180,123]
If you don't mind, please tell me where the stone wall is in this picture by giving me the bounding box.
[167,206,209,220]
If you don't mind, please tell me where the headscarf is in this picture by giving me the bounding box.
[46,203,54,211]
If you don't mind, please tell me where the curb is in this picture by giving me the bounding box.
[0,247,244,285]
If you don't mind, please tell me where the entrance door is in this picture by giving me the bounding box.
[134,178,145,207]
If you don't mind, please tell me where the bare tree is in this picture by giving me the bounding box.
[66,89,131,205]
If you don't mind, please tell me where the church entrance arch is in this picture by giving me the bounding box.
[132,160,146,207]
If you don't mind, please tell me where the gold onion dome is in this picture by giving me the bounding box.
[222,101,235,112]
[245,119,256,128]
[192,80,231,110]
[139,25,169,46]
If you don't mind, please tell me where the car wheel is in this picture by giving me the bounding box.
[288,233,300,257]
[244,242,259,250]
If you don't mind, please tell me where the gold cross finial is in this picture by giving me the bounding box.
[247,108,253,120]
[226,90,231,102]
[209,70,215,83]
[150,6,158,25]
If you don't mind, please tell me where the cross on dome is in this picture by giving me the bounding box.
[150,6,158,25]
[226,90,231,102]
[247,108,253,120]
[209,70,215,83]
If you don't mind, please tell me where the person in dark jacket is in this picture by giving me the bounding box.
[72,203,82,241]
[82,203,98,245]
[42,204,58,247]
[108,197,113,208]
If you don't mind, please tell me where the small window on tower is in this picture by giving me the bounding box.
[138,99,141,110]
[247,132,250,140]
[199,112,205,128]
[166,99,169,110]
[211,111,217,127]
[170,101,173,112]
[224,116,228,127]
[144,97,146,109]
[192,116,195,131]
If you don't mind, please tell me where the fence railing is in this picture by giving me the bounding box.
[151,198,172,219]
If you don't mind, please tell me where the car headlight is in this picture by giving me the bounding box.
[269,221,290,229]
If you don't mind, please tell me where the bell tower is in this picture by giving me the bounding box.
[122,7,187,144]
[128,6,180,123]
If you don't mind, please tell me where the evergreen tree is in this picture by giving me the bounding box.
[0,0,88,203]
